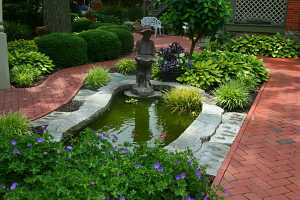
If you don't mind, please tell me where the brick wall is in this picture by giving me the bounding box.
[286,0,300,31]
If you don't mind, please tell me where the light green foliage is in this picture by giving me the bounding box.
[10,64,42,87]
[158,0,232,53]
[163,87,202,114]
[151,62,161,80]
[214,79,249,111]
[177,50,268,91]
[9,51,55,74]
[0,128,224,200]
[8,40,38,54]
[0,113,30,137]
[85,67,111,90]
[115,58,136,74]
[226,33,299,58]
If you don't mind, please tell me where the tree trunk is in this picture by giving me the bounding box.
[43,0,71,32]
[189,34,203,56]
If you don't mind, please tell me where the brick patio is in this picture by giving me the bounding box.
[214,57,300,200]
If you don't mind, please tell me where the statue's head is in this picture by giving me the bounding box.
[139,26,153,40]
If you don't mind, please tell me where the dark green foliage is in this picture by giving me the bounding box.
[4,22,32,41]
[177,51,268,91]
[98,27,134,54]
[97,24,131,31]
[225,33,299,58]
[214,79,249,111]
[91,12,122,24]
[84,67,111,90]
[72,17,93,32]
[99,6,129,21]
[88,22,116,29]
[0,125,224,200]
[78,30,121,62]
[159,0,232,54]
[127,7,144,21]
[35,33,88,68]
[0,113,30,137]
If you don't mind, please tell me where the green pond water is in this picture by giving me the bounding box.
[87,94,196,145]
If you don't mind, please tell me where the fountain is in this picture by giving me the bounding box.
[125,26,161,98]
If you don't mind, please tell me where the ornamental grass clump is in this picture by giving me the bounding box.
[214,80,249,111]
[0,112,30,137]
[163,87,202,114]
[84,67,111,90]
[115,58,136,74]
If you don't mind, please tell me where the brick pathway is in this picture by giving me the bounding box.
[0,35,191,120]
[214,58,300,200]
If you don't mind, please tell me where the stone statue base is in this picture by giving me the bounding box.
[124,90,162,99]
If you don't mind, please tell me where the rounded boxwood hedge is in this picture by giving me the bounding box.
[35,33,88,68]
[78,30,121,62]
[72,17,93,32]
[98,27,134,54]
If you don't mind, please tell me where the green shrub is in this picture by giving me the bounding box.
[0,112,30,137]
[8,40,38,54]
[4,21,32,41]
[10,64,42,87]
[99,27,134,54]
[91,12,121,24]
[99,6,129,21]
[177,50,268,91]
[9,51,55,74]
[78,30,121,61]
[163,87,202,114]
[127,7,144,21]
[214,79,249,111]
[0,128,224,200]
[88,22,116,29]
[35,33,88,68]
[226,33,299,58]
[115,58,136,74]
[97,24,131,31]
[85,67,111,89]
[72,17,93,32]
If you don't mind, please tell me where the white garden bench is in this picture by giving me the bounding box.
[141,17,163,37]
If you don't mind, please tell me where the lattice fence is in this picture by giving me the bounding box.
[232,0,288,25]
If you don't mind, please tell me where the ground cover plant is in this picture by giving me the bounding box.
[177,50,268,91]
[115,58,136,74]
[163,87,202,114]
[84,67,111,90]
[0,113,224,200]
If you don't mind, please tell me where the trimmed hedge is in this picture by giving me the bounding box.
[35,33,88,68]
[4,21,32,41]
[72,17,93,32]
[98,27,134,54]
[78,30,121,62]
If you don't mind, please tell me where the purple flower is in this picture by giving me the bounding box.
[118,147,129,154]
[195,169,202,180]
[13,148,21,156]
[153,162,164,172]
[27,143,33,148]
[36,138,45,143]
[111,134,118,142]
[99,133,106,140]
[203,195,209,200]
[10,139,17,146]
[186,195,195,200]
[175,172,186,181]
[10,182,17,190]
[65,145,73,152]
[119,196,125,200]
[32,125,48,134]
[188,159,193,166]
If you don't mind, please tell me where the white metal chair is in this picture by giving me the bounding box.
[141,17,163,37]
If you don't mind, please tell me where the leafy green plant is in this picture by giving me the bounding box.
[98,27,134,54]
[4,21,32,41]
[78,30,121,62]
[9,51,55,74]
[214,79,249,111]
[163,87,202,114]
[10,64,42,87]
[115,58,136,74]
[225,33,299,58]
[177,50,268,91]
[85,67,111,90]
[8,40,38,54]
[151,62,161,80]
[35,33,88,68]
[0,113,30,137]
[0,127,224,200]
[158,0,232,54]
[127,7,143,21]
[72,17,93,32]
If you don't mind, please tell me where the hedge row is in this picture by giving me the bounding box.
[35,25,134,68]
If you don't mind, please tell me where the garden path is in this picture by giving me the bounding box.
[0,34,191,120]
[214,58,300,200]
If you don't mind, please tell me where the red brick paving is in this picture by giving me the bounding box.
[214,58,300,200]
[0,35,191,120]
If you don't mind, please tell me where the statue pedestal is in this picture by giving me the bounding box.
[0,32,10,90]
